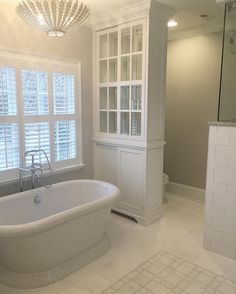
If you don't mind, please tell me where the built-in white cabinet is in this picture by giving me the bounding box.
[92,0,174,225]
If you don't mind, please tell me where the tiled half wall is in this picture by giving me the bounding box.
[204,124,236,260]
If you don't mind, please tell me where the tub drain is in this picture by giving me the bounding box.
[34,195,42,204]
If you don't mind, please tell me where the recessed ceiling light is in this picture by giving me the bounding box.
[168,20,178,27]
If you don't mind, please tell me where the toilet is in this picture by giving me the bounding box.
[163,173,169,203]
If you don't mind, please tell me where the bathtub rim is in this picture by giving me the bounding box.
[0,180,120,238]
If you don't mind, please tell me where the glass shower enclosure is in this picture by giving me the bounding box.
[219,1,236,121]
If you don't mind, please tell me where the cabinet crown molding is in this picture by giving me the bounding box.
[87,0,175,31]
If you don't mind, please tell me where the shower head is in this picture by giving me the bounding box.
[228,1,236,12]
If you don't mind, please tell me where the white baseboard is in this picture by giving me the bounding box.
[166,181,205,204]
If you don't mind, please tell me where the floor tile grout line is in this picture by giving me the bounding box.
[101,250,236,294]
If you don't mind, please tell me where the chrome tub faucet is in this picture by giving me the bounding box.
[19,149,53,192]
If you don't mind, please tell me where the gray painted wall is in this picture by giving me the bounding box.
[165,32,223,189]
[0,2,93,196]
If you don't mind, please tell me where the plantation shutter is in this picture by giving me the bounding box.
[0,67,19,171]
[0,54,81,181]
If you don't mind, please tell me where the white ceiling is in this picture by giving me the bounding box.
[85,0,224,34]
[6,0,225,37]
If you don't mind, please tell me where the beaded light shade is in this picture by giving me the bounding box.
[16,0,90,37]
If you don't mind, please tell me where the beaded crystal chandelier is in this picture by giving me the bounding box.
[16,0,90,37]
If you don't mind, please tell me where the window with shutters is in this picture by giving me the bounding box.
[0,58,82,182]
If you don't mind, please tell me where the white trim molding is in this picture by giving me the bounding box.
[166,181,205,203]
[168,24,224,41]
[87,0,175,31]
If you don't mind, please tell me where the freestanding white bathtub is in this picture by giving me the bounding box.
[0,180,120,289]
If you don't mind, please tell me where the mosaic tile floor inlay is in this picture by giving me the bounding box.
[102,251,236,294]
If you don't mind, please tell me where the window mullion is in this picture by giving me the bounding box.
[17,68,25,168]
[48,72,55,169]
[3,125,8,169]
[36,72,39,116]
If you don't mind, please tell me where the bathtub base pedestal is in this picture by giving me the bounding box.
[0,234,110,289]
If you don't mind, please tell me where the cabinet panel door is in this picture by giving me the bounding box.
[95,145,117,185]
[118,149,144,213]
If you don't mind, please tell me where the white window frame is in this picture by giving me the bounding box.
[0,51,83,183]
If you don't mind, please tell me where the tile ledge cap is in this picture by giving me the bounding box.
[208,121,236,127]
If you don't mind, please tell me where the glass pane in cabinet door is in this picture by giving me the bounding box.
[100,88,107,109]
[99,34,107,58]
[100,60,107,83]
[132,55,142,80]
[131,112,141,136]
[109,32,118,57]
[121,56,130,81]
[100,111,107,132]
[109,59,117,82]
[121,28,131,54]
[131,85,142,110]
[109,112,117,134]
[120,112,129,135]
[132,25,143,52]
[120,86,130,110]
[109,87,117,109]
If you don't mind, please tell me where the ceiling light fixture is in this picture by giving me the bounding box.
[16,0,90,37]
[168,20,178,27]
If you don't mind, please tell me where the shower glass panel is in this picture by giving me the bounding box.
[219,2,236,121]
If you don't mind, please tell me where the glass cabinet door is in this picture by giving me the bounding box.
[100,111,107,132]
[132,55,142,81]
[109,59,117,82]
[109,87,117,109]
[100,87,107,109]
[98,23,143,137]
[131,85,141,110]
[109,112,117,133]
[120,86,130,110]
[108,87,117,134]
[132,25,143,52]
[100,60,107,83]
[120,112,129,135]
[99,34,107,58]
[121,28,131,55]
[99,87,108,133]
[121,56,130,81]
[109,32,118,57]
[131,112,141,136]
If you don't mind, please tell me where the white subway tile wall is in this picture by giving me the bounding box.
[204,125,236,260]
